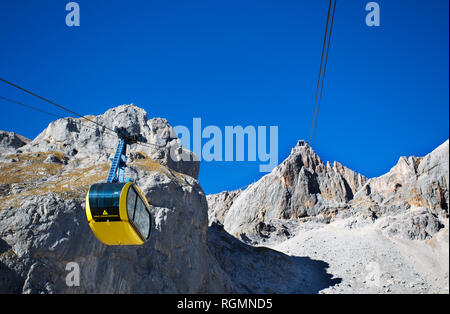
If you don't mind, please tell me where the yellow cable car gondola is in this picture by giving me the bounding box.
[86,182,151,245]
[85,127,152,246]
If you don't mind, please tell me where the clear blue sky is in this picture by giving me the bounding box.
[0,0,448,194]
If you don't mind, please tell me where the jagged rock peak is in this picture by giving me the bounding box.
[281,140,356,178]
[0,131,30,155]
[221,139,368,242]
[353,139,449,216]
[214,139,448,246]
[276,140,367,199]
[20,104,199,179]
[283,140,323,170]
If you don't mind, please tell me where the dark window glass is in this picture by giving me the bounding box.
[88,183,125,222]
[127,187,138,220]
[133,197,151,239]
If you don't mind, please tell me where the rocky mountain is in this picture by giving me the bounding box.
[208,139,449,293]
[214,140,369,243]
[352,140,449,220]
[0,105,230,293]
[0,131,30,155]
[0,104,448,293]
[1,104,344,294]
[23,105,199,178]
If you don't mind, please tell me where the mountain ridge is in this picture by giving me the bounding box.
[207,138,449,293]
[0,104,448,293]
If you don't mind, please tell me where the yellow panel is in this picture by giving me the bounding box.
[88,220,144,246]
[85,190,93,222]
[119,182,133,222]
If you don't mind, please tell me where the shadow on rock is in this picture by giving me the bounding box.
[207,223,341,294]
[0,239,24,293]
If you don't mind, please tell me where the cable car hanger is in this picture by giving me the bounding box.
[85,127,153,246]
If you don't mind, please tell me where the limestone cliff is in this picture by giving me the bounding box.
[0,105,230,293]
[208,140,449,293]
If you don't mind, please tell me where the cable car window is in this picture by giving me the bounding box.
[127,187,138,220]
[133,197,151,239]
[88,183,124,222]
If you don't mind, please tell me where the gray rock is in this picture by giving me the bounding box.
[210,140,448,244]
[0,160,233,293]
[0,131,30,155]
[353,140,449,219]
[21,104,199,179]
[221,141,367,242]
[0,105,233,293]
[207,189,242,225]
[380,208,444,240]
[2,104,448,294]
[44,153,68,165]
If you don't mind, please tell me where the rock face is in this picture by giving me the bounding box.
[352,140,449,218]
[24,104,199,179]
[0,105,232,293]
[1,103,448,294]
[208,139,449,293]
[222,140,368,242]
[207,189,241,227]
[214,140,448,244]
[1,105,342,294]
[0,131,30,155]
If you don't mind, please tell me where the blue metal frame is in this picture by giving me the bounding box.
[106,139,127,183]
[106,127,146,183]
